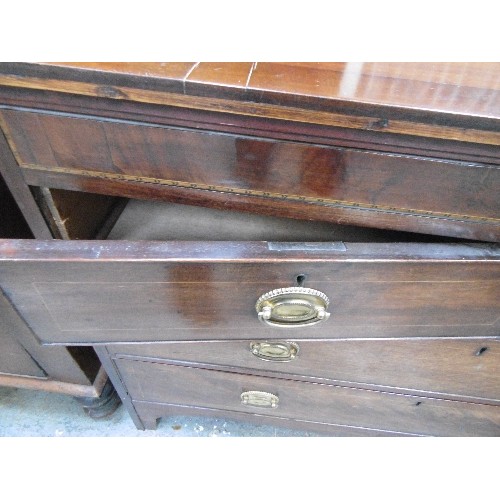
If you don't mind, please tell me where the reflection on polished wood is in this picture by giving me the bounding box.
[16,62,500,118]
[0,239,498,344]
[1,105,498,241]
[0,63,498,240]
[248,62,500,118]
[0,62,498,142]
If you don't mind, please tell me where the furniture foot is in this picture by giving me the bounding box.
[142,416,159,431]
[75,378,121,419]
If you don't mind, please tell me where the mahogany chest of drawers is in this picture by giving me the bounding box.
[0,62,499,436]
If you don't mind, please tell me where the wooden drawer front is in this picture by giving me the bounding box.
[0,240,498,344]
[110,338,500,403]
[2,109,499,240]
[115,358,500,436]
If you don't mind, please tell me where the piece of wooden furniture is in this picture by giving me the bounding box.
[0,171,121,417]
[0,63,498,436]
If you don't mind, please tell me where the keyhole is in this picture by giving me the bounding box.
[295,274,306,287]
[475,346,488,356]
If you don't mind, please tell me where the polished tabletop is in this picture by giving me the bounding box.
[41,62,500,119]
[0,62,499,143]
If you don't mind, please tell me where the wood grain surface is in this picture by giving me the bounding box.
[2,108,499,241]
[0,239,498,344]
[0,84,497,166]
[110,338,500,404]
[117,359,500,436]
[1,63,498,241]
[0,129,53,238]
[1,62,499,139]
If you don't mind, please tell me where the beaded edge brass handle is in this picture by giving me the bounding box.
[255,287,330,328]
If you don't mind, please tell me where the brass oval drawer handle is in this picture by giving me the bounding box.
[241,391,279,409]
[255,287,330,328]
[250,341,299,362]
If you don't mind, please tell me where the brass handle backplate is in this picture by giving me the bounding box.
[250,341,299,362]
[255,287,330,328]
[240,391,279,409]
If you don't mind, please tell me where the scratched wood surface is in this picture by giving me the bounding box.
[1,107,499,241]
[0,239,498,344]
[5,62,500,120]
[4,107,498,219]
[0,63,499,241]
[0,62,499,144]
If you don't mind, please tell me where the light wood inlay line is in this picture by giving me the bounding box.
[20,163,500,224]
